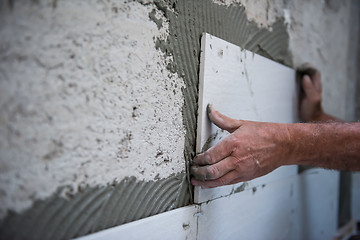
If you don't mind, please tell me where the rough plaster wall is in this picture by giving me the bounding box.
[0,0,358,239]
[0,0,293,238]
[287,0,358,121]
[0,0,186,218]
[216,0,358,121]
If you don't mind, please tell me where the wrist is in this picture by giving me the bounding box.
[284,123,321,166]
[277,123,300,167]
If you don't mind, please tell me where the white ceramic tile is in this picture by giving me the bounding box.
[195,33,299,203]
[197,169,339,240]
[75,205,199,240]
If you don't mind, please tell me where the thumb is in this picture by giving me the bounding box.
[207,104,242,133]
[302,75,315,96]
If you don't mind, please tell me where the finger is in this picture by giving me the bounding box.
[207,104,242,133]
[312,71,322,91]
[298,64,321,90]
[192,134,235,165]
[302,75,315,96]
[191,170,239,188]
[190,156,235,180]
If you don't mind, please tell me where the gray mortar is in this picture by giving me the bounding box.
[0,0,292,239]
[234,182,248,193]
[0,173,189,240]
[201,130,221,152]
[152,0,292,202]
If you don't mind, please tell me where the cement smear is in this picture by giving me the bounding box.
[0,0,292,239]
[0,173,189,240]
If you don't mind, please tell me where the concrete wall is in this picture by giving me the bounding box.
[0,0,358,239]
[0,0,187,215]
[0,1,191,238]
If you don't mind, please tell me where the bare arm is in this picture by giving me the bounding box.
[191,108,360,188]
[287,122,360,170]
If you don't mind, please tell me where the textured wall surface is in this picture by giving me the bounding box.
[218,0,359,121]
[0,1,191,238]
[0,0,358,239]
[0,0,187,217]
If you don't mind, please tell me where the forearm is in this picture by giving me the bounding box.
[285,123,360,171]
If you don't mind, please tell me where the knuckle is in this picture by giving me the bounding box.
[237,119,244,126]
[232,136,242,150]
[206,166,219,180]
[233,155,246,169]
[227,134,239,146]
[204,152,214,164]
[228,120,241,132]
[230,157,239,168]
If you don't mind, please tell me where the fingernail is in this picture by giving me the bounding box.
[190,166,206,181]
[207,104,212,115]
[191,155,200,165]
[190,166,198,175]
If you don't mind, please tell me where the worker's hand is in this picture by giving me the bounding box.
[298,64,324,122]
[191,105,291,188]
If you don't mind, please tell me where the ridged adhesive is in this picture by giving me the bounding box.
[0,0,292,239]
[153,0,292,200]
[0,173,189,240]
